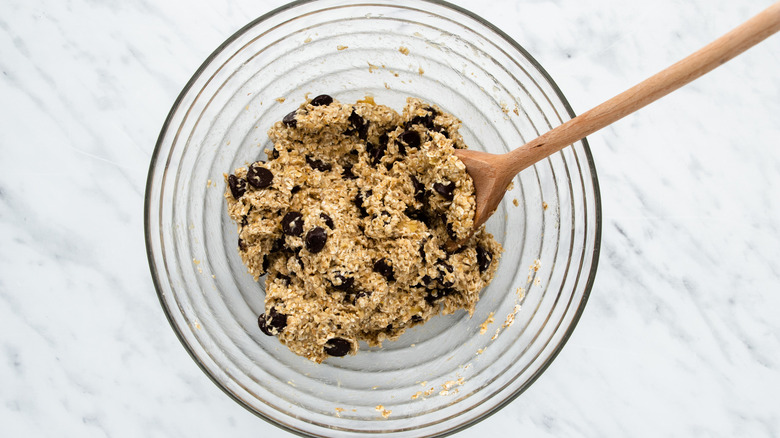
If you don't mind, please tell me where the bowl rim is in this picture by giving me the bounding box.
[144,0,602,436]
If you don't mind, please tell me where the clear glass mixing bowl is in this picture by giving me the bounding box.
[145,0,601,436]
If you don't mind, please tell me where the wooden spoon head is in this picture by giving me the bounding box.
[445,149,516,250]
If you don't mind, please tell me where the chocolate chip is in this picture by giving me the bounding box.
[411,315,423,323]
[320,213,334,229]
[355,190,370,217]
[405,207,431,227]
[419,238,428,262]
[305,226,327,253]
[370,142,386,165]
[310,94,333,106]
[433,125,450,138]
[446,222,458,241]
[342,164,358,180]
[477,246,492,272]
[421,274,433,286]
[348,110,369,140]
[406,112,436,129]
[291,185,301,194]
[228,174,247,199]
[331,273,354,291]
[324,337,351,357]
[276,274,291,286]
[271,236,286,252]
[433,181,456,201]
[379,133,389,147]
[258,308,287,336]
[410,175,425,202]
[373,258,394,281]
[437,260,454,287]
[241,215,249,227]
[306,156,332,172]
[238,237,246,251]
[282,110,297,127]
[424,287,456,305]
[269,147,280,160]
[398,130,421,149]
[247,163,273,189]
[282,212,304,236]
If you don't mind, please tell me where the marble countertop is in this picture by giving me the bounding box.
[2,0,779,436]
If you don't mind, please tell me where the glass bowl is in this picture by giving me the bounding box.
[145,0,601,436]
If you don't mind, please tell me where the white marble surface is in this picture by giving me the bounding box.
[1,0,779,436]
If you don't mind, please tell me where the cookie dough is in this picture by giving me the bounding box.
[225,95,502,362]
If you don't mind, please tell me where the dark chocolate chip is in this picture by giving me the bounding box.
[373,258,394,281]
[398,130,421,149]
[269,147,280,160]
[261,255,271,274]
[291,185,301,194]
[238,237,246,251]
[282,211,304,236]
[433,181,456,201]
[324,337,351,357]
[247,163,273,189]
[305,226,327,253]
[446,222,458,241]
[276,274,291,286]
[424,287,456,305]
[477,245,492,272]
[411,315,423,323]
[437,260,454,287]
[421,274,433,286]
[320,212,334,229]
[355,191,370,217]
[331,273,354,291]
[282,110,297,127]
[410,175,425,202]
[310,94,333,106]
[258,308,287,336]
[241,215,249,227]
[342,164,358,180]
[432,124,450,138]
[348,110,369,140]
[370,142,386,165]
[306,156,332,172]
[379,133,389,147]
[271,236,286,252]
[419,238,428,262]
[405,207,431,227]
[406,112,436,129]
[228,174,247,199]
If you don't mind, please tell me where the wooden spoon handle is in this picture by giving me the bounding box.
[507,1,780,174]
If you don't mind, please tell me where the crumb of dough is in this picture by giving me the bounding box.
[423,387,436,396]
[275,97,286,103]
[479,312,494,334]
[512,198,519,207]
[193,258,200,265]
[376,405,392,418]
[337,45,349,50]
[500,102,509,114]
[542,201,549,210]
[368,63,380,73]
[513,106,519,116]
[224,95,502,362]
[411,391,422,400]
[418,67,425,75]
[334,407,344,416]
[399,46,410,55]
[304,37,312,43]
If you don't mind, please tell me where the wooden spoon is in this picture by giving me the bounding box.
[456,1,780,240]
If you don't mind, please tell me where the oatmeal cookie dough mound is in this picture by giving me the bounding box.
[225,95,502,362]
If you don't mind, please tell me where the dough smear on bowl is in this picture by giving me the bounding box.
[225,95,502,362]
